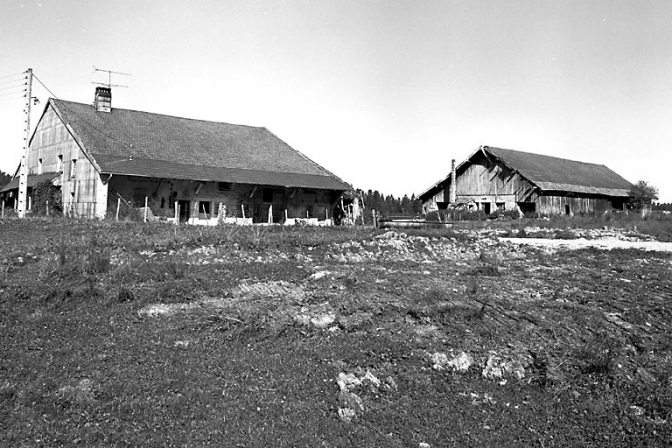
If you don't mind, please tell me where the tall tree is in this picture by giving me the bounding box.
[629,180,659,212]
[0,170,11,190]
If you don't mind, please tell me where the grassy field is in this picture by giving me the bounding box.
[1,218,671,447]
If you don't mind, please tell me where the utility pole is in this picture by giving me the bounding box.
[17,68,33,219]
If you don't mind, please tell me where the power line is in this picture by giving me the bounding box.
[0,94,25,104]
[0,88,26,98]
[0,82,26,91]
[0,78,26,87]
[0,71,25,81]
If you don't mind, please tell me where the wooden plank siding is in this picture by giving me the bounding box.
[28,105,108,218]
[456,153,533,201]
[537,194,624,215]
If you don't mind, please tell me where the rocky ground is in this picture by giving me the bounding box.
[1,221,671,447]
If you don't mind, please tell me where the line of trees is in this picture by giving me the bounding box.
[357,189,423,218]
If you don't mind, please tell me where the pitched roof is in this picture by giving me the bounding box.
[485,146,632,196]
[419,145,633,200]
[0,172,60,193]
[48,99,350,191]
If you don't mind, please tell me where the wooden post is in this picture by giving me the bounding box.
[116,198,121,221]
[241,204,246,219]
[284,209,288,221]
[326,208,329,220]
[268,204,273,224]
[174,201,179,222]
[46,200,49,217]
[144,197,148,222]
[372,209,376,227]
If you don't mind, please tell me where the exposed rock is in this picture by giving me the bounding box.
[431,351,473,372]
[338,312,373,331]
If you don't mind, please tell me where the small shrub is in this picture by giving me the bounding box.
[578,332,619,376]
[117,286,135,303]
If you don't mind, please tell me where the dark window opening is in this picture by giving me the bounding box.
[263,188,273,203]
[178,200,190,222]
[565,204,571,215]
[218,182,231,191]
[161,198,165,208]
[199,201,211,218]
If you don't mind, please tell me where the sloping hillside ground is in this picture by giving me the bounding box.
[1,220,670,447]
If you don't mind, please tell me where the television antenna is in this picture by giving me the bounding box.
[92,66,131,88]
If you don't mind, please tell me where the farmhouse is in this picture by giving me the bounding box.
[419,145,633,216]
[1,87,350,223]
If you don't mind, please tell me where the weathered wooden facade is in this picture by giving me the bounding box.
[2,88,350,223]
[419,146,632,215]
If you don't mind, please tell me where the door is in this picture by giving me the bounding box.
[178,200,190,222]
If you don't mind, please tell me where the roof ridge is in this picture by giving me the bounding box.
[54,98,264,129]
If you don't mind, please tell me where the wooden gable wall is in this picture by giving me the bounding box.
[29,105,108,218]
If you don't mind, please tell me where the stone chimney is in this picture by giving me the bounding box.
[449,159,457,204]
[94,86,112,112]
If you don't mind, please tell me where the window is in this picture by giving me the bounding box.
[71,159,77,178]
[218,182,231,192]
[198,201,211,218]
[263,188,273,203]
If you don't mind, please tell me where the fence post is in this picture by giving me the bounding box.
[144,197,148,222]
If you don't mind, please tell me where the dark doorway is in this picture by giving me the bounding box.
[482,202,491,214]
[178,200,190,222]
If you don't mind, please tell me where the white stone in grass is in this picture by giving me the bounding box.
[309,271,330,280]
[431,351,473,372]
[337,372,361,391]
[338,407,357,422]
[310,312,336,328]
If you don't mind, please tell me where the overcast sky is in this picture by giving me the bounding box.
[1,0,670,201]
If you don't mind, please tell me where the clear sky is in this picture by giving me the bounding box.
[1,0,671,202]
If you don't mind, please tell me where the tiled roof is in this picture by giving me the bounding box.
[485,147,633,196]
[0,172,60,193]
[419,146,633,200]
[49,99,350,190]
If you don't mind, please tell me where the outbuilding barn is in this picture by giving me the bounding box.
[419,146,633,216]
[1,87,350,224]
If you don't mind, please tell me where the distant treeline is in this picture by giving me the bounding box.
[357,189,423,219]
[653,203,672,211]
[0,170,11,190]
